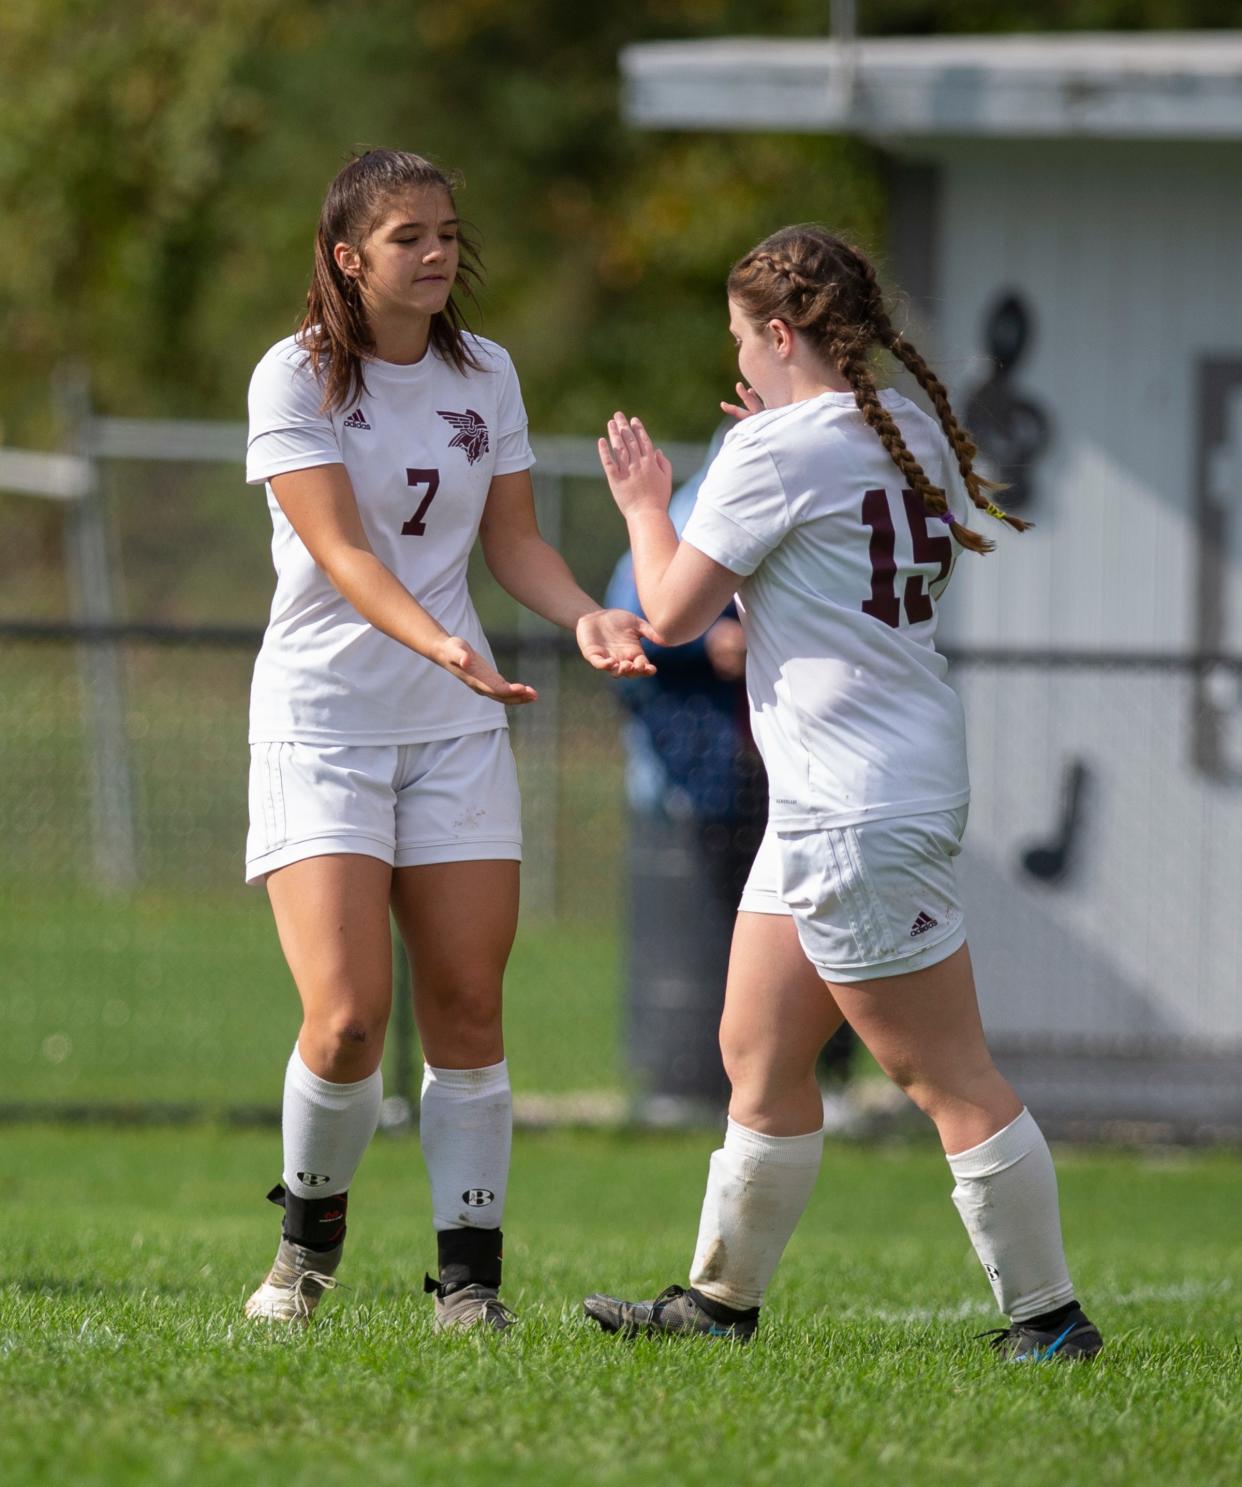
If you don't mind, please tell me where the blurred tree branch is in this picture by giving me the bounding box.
[0,0,1229,443]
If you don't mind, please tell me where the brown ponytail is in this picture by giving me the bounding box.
[298,149,485,413]
[727,226,1031,554]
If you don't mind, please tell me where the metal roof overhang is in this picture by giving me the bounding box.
[620,32,1242,142]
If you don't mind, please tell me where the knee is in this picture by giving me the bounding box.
[720,1035,810,1117]
[885,1054,1001,1119]
[719,1026,754,1096]
[302,1007,389,1079]
[881,1053,921,1098]
[421,979,502,1066]
[436,981,501,1037]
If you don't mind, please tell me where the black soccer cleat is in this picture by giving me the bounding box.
[980,1305,1103,1363]
[583,1284,757,1342]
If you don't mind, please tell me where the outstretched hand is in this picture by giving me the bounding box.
[576,608,662,676]
[597,411,673,518]
[720,381,765,421]
[434,635,538,705]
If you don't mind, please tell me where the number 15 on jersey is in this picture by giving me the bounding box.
[861,487,953,629]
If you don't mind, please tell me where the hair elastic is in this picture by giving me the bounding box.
[984,502,1010,523]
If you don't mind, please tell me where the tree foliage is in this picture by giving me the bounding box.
[0,0,1230,443]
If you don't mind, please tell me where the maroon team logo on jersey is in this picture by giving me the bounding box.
[437,408,489,464]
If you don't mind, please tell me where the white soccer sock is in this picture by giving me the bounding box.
[947,1106,1076,1321]
[419,1059,512,1232]
[281,1045,383,1200]
[689,1117,825,1311]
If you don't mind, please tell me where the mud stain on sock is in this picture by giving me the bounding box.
[697,1238,727,1282]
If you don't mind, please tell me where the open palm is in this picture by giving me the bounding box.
[576,608,661,676]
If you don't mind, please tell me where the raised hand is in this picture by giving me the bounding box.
[576,608,662,676]
[597,411,673,518]
[720,381,765,421]
[433,635,538,704]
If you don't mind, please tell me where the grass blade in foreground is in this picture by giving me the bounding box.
[2,1127,1239,1486]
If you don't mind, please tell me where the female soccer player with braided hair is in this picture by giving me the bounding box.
[584,225,1101,1362]
[241,149,655,1331]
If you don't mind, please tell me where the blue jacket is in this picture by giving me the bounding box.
[605,429,757,822]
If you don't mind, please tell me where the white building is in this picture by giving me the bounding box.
[622,33,1242,1135]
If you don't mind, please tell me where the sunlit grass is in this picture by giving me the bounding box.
[2,1126,1239,1487]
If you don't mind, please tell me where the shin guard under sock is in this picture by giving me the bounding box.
[281,1046,382,1202]
[419,1059,512,1231]
[947,1106,1076,1322]
[689,1117,825,1311]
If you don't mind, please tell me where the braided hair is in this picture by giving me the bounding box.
[726,226,1031,555]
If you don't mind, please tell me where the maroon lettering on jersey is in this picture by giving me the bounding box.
[901,488,953,624]
[402,468,441,536]
[862,488,953,628]
[861,488,900,627]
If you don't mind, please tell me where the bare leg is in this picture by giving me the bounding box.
[678,912,840,1312]
[246,852,393,1321]
[720,911,845,1135]
[824,942,1021,1154]
[829,943,1079,1326]
[389,859,518,1067]
[588,928,1083,1338]
[266,852,395,1079]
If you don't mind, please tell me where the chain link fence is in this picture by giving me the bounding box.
[0,422,701,1124]
[0,623,628,1119]
[2,414,1240,1137]
[3,621,1240,1136]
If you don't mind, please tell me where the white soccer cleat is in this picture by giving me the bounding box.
[244,1236,343,1325]
[424,1275,516,1333]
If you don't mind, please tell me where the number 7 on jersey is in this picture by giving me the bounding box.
[402,468,441,536]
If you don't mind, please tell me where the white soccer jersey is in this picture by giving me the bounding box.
[245,333,534,745]
[681,388,971,828]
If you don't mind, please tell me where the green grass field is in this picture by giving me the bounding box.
[0,890,622,1105]
[0,634,631,1110]
[3,1125,1239,1487]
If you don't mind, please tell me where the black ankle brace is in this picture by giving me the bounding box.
[266,1182,348,1252]
[688,1287,761,1326]
[427,1226,503,1295]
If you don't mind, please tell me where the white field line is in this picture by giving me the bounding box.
[842,1278,1232,1324]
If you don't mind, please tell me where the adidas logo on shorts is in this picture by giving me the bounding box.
[343,408,371,430]
[909,911,939,938]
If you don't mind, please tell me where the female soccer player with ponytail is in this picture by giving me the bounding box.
[242,149,654,1331]
[585,226,1101,1362]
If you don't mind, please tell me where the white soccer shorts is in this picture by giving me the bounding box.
[245,727,522,885]
[738,806,969,982]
